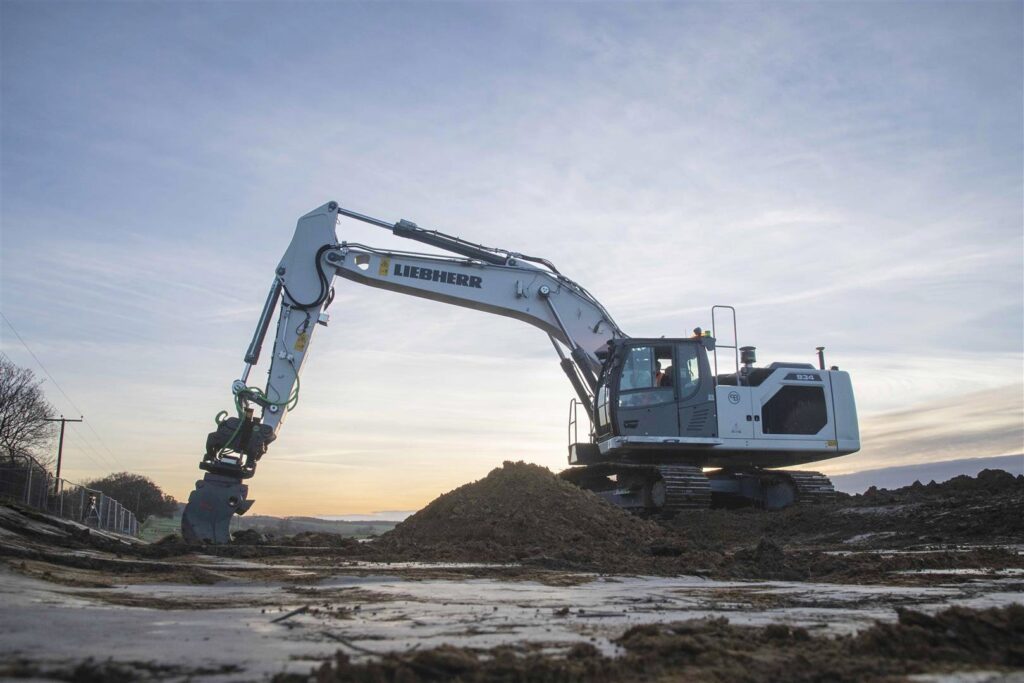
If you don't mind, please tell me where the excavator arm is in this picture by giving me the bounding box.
[182,201,625,543]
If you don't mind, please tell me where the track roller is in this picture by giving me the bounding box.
[709,468,836,509]
[781,470,836,505]
[559,463,710,515]
[657,464,712,513]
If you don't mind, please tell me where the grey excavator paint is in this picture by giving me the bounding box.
[181,202,859,544]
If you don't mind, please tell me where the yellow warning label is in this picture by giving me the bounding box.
[294,332,308,352]
[379,257,390,276]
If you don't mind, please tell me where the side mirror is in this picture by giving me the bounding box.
[701,335,716,351]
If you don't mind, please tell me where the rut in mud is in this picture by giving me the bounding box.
[290,605,1024,683]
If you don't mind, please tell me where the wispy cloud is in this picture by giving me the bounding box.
[2,2,1020,513]
[819,384,1023,476]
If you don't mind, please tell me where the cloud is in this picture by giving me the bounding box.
[818,383,1023,476]
[1,3,1020,513]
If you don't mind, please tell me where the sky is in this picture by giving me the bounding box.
[1,1,1021,517]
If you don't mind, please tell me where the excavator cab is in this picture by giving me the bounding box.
[593,338,718,445]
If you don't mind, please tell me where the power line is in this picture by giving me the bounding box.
[63,422,117,470]
[64,430,115,471]
[1,349,116,472]
[80,419,128,471]
[0,311,86,415]
[2,349,109,471]
[0,310,128,471]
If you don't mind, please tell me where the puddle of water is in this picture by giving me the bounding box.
[823,545,1021,557]
[2,566,1022,680]
[187,559,523,571]
[895,568,1024,576]
[909,673,1013,683]
[843,532,898,545]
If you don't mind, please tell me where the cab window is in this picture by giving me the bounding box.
[676,343,702,400]
[596,384,610,427]
[618,345,674,408]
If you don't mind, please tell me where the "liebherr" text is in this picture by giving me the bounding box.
[393,264,483,288]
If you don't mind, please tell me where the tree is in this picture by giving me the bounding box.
[0,356,56,466]
[83,472,179,522]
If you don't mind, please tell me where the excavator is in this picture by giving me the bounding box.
[182,202,860,543]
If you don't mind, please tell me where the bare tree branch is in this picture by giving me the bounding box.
[0,357,56,467]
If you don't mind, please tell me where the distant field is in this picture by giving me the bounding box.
[829,454,1023,494]
[139,514,181,542]
[140,513,396,541]
[233,515,398,537]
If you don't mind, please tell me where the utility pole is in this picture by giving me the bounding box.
[44,415,83,494]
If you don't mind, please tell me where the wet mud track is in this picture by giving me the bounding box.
[1,562,1021,681]
[0,467,1022,681]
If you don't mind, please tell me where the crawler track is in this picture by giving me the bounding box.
[657,464,711,512]
[779,470,836,505]
[559,463,711,514]
[561,464,834,513]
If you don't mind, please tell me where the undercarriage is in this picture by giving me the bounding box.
[559,463,835,515]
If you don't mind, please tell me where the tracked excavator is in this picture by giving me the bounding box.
[182,202,860,543]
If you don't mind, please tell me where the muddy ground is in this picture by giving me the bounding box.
[0,465,1021,681]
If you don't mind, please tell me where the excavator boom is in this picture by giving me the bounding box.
[182,202,625,542]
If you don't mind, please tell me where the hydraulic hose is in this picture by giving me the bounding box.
[281,244,334,310]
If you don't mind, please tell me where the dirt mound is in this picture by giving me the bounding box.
[854,605,1024,666]
[729,538,809,581]
[377,461,671,571]
[858,468,1024,503]
[230,528,268,545]
[839,468,1024,547]
[300,605,1024,683]
[663,469,1024,554]
[372,465,1024,577]
[286,531,362,548]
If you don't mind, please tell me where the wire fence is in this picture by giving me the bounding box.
[0,455,139,536]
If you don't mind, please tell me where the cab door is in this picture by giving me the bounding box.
[613,344,679,437]
[675,341,718,438]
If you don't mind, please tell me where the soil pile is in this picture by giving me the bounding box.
[728,538,809,581]
[297,605,1024,683]
[667,468,1024,552]
[229,529,359,547]
[372,465,1024,578]
[286,531,364,548]
[230,528,268,545]
[377,461,675,571]
[856,468,1023,503]
[838,467,1024,545]
[853,604,1024,665]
